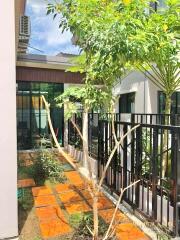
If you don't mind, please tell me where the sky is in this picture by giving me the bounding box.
[26,0,80,56]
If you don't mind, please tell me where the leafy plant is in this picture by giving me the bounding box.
[30,150,67,184]
[33,237,41,240]
[41,150,67,183]
[69,212,113,239]
[141,128,172,179]
[18,188,33,211]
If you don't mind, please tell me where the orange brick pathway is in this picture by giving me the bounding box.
[31,160,150,239]
[18,178,35,188]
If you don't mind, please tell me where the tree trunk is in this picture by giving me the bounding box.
[165,95,171,123]
[82,107,99,239]
[162,95,171,178]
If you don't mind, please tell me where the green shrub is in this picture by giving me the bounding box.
[32,150,67,184]
[69,212,112,239]
[18,188,33,211]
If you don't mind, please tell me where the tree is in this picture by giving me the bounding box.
[47,0,180,238]
[42,93,140,240]
[46,1,143,239]
[87,0,180,115]
[82,0,179,177]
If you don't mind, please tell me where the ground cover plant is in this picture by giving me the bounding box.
[18,150,68,240]
[32,150,67,184]
[18,150,67,185]
[68,212,113,240]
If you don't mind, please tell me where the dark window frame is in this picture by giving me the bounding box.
[158,91,180,114]
[119,92,135,114]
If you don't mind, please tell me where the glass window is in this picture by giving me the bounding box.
[158,91,180,114]
[119,92,135,113]
[17,82,64,150]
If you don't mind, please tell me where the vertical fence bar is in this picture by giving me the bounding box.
[88,113,91,156]
[97,119,102,179]
[135,126,142,207]
[113,121,118,190]
[104,121,108,184]
[174,130,180,236]
[152,127,158,221]
[123,124,127,190]
[131,114,135,182]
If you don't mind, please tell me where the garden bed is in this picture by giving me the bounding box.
[18,150,150,240]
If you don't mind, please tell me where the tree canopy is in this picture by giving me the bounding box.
[47,0,179,100]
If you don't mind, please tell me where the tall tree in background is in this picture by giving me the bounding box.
[84,0,179,176]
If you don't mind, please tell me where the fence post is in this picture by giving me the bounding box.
[88,113,91,156]
[97,118,102,179]
[74,114,77,148]
[135,125,142,207]
[67,119,70,145]
[131,114,135,124]
[152,127,158,221]
[123,124,128,190]
[131,114,135,180]
[113,121,118,190]
[174,130,180,236]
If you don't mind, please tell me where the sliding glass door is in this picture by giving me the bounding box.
[16,82,64,150]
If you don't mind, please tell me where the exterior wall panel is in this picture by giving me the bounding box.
[113,71,159,114]
[16,66,84,84]
[0,0,18,238]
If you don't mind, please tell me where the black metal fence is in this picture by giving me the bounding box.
[67,113,180,236]
[98,120,180,236]
[132,113,180,126]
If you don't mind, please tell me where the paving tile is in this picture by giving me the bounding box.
[62,153,77,163]
[18,152,30,160]
[34,195,57,207]
[65,171,84,185]
[116,223,149,240]
[18,178,35,188]
[64,171,81,178]
[57,155,68,163]
[39,218,72,238]
[36,205,67,222]
[73,182,86,190]
[55,183,75,193]
[58,190,83,203]
[88,196,114,210]
[80,190,92,200]
[32,186,53,197]
[99,208,129,224]
[64,201,91,214]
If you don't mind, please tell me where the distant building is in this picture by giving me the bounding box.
[16,53,84,149]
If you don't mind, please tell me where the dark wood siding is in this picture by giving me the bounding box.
[16,66,84,84]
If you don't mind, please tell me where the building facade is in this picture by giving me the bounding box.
[16,54,84,149]
[114,71,180,116]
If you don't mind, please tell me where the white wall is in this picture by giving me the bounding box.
[113,71,159,114]
[0,0,18,239]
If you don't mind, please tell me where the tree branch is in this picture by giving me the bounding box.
[103,180,140,240]
[42,95,78,170]
[70,117,84,141]
[98,124,140,191]
[137,65,165,90]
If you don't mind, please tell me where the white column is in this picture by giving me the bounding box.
[0,0,18,239]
